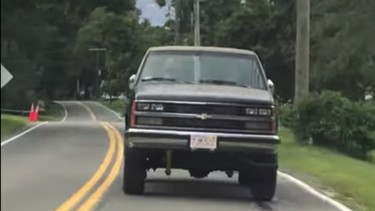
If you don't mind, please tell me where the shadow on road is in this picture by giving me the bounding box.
[145,179,252,201]
[141,179,275,210]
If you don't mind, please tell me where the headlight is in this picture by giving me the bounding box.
[245,108,258,115]
[136,117,163,125]
[151,104,164,111]
[258,108,272,116]
[245,107,273,116]
[137,103,150,111]
[136,103,164,111]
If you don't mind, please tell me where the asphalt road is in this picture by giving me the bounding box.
[1,101,347,211]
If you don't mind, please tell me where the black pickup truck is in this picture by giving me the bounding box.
[123,46,280,201]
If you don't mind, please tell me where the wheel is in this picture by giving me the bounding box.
[250,168,277,201]
[238,170,252,186]
[122,146,146,195]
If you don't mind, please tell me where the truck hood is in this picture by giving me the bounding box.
[135,84,274,104]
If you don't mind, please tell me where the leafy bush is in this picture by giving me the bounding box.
[101,98,128,116]
[293,91,375,159]
[277,102,297,128]
[367,150,375,164]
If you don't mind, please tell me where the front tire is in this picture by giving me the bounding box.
[250,168,277,201]
[238,170,252,186]
[122,146,146,195]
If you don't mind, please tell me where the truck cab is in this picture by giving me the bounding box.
[123,46,280,201]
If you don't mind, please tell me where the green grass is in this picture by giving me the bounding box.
[100,99,127,116]
[279,128,375,211]
[1,114,28,138]
[38,102,65,121]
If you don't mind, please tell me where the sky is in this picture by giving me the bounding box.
[136,0,168,26]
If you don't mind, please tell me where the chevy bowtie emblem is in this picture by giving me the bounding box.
[196,113,211,120]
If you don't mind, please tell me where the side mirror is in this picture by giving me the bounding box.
[267,79,275,94]
[129,74,136,90]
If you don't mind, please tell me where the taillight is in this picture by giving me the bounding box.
[130,101,136,126]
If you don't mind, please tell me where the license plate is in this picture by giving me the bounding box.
[190,135,217,150]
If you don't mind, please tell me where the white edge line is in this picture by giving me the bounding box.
[1,121,49,147]
[278,171,353,211]
[94,101,124,120]
[56,101,68,123]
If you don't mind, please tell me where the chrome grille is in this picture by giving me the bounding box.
[162,118,271,131]
[163,103,246,116]
[134,101,274,133]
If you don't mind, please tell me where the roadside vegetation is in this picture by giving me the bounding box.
[1,114,28,138]
[38,102,66,122]
[1,102,64,140]
[278,91,375,211]
[278,91,375,162]
[99,98,128,117]
[1,102,65,126]
[279,128,375,211]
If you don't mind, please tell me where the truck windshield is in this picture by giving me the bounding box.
[139,51,267,90]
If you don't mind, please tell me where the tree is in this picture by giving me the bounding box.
[310,0,375,100]
[215,0,296,100]
[75,6,173,97]
[102,79,121,103]
[2,0,372,106]
[1,0,153,105]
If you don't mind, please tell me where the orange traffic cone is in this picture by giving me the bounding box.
[34,104,40,121]
[28,103,35,122]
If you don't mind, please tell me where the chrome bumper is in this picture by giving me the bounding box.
[125,128,280,152]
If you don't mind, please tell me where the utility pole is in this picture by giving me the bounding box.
[194,0,201,46]
[174,0,180,45]
[295,0,310,102]
[88,48,107,98]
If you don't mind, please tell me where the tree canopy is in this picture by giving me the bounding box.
[1,0,373,109]
[156,0,374,101]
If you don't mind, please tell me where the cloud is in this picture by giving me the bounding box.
[146,3,156,8]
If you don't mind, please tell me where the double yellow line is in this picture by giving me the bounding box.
[56,103,123,211]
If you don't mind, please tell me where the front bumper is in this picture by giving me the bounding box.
[125,128,280,152]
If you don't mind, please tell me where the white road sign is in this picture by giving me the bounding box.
[1,64,13,88]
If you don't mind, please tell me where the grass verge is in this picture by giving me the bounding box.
[38,102,65,121]
[279,128,375,211]
[1,114,28,138]
[100,99,127,116]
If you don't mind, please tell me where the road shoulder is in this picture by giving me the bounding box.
[1,121,48,146]
[279,128,373,211]
[1,114,29,140]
